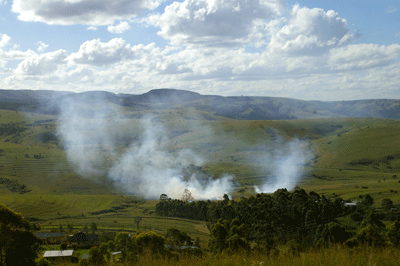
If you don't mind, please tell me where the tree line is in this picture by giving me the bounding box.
[157,188,400,253]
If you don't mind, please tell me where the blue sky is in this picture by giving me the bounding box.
[0,0,399,101]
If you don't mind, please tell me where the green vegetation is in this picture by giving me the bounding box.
[1,97,400,265]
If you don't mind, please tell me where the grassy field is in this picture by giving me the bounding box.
[1,108,400,243]
[49,245,400,266]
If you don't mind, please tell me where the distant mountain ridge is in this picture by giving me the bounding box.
[0,89,399,120]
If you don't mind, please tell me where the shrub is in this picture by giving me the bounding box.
[387,220,400,246]
[36,258,51,266]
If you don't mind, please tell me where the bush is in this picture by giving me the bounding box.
[36,258,51,266]
[347,225,386,248]
[387,220,400,246]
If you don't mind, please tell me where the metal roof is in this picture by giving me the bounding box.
[112,251,122,256]
[35,232,66,238]
[43,250,74,258]
[66,232,98,242]
[81,254,89,260]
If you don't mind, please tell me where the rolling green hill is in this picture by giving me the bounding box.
[1,88,400,119]
[1,89,400,234]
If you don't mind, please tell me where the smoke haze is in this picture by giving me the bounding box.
[254,138,313,193]
[54,93,313,199]
[55,95,234,199]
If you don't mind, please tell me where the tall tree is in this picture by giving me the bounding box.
[0,204,41,266]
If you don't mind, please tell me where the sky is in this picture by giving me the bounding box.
[0,0,399,101]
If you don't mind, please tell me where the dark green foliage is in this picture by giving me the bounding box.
[317,222,350,247]
[209,220,229,252]
[165,228,192,246]
[387,220,400,246]
[90,222,97,234]
[158,189,350,251]
[36,258,51,266]
[60,242,68,250]
[114,232,132,263]
[133,231,167,256]
[382,198,394,210]
[346,224,386,248]
[98,230,116,243]
[87,246,106,266]
[363,194,374,207]
[361,211,386,230]
[0,204,42,266]
[0,177,31,194]
[209,218,249,253]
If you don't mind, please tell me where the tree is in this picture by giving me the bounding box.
[60,242,68,250]
[133,231,167,256]
[165,228,191,246]
[83,224,89,234]
[387,220,400,246]
[67,223,74,233]
[134,216,142,231]
[317,222,350,247]
[209,220,229,252]
[87,246,106,266]
[363,194,374,207]
[382,198,394,210]
[0,204,42,266]
[99,242,111,263]
[114,233,132,263]
[90,222,97,234]
[346,224,386,248]
[182,189,194,202]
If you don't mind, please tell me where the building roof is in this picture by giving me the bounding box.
[43,250,74,258]
[112,251,122,256]
[86,234,98,240]
[66,232,99,242]
[35,232,66,238]
[81,254,89,260]
[165,244,199,250]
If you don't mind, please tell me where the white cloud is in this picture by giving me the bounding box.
[328,44,400,70]
[267,4,354,56]
[15,49,67,75]
[12,0,165,25]
[0,0,7,6]
[386,6,397,13]
[87,26,98,31]
[66,38,136,67]
[107,21,131,34]
[0,34,10,48]
[0,34,37,68]
[37,41,49,52]
[147,0,285,47]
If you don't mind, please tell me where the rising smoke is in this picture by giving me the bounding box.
[254,138,313,193]
[55,94,234,199]
[54,93,312,199]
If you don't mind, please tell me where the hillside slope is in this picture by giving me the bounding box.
[1,89,400,119]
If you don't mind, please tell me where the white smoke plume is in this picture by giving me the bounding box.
[108,118,234,199]
[254,138,313,193]
[56,95,234,199]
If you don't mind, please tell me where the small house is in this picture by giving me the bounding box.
[64,232,99,247]
[35,232,67,244]
[43,250,78,263]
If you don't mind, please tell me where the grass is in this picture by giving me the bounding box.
[55,245,400,266]
[2,109,400,248]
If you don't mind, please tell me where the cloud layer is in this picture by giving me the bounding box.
[1,1,400,100]
[12,0,165,25]
[147,0,285,47]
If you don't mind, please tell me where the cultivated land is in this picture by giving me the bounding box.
[1,90,400,250]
